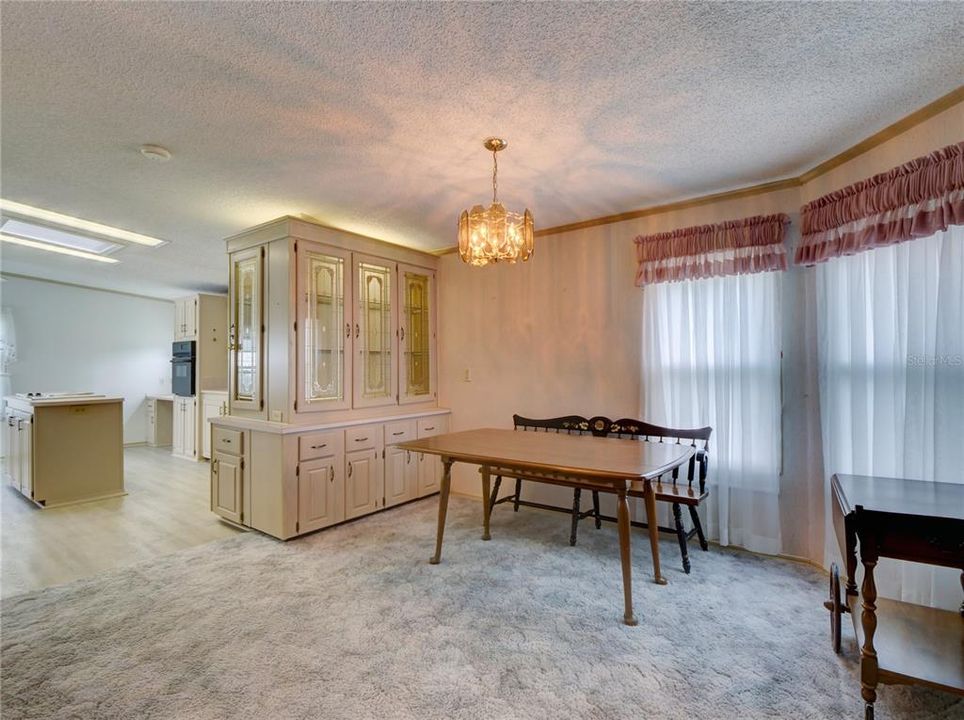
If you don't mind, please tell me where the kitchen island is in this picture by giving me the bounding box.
[3,394,125,507]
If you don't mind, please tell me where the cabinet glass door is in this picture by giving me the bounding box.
[398,265,435,404]
[353,256,397,408]
[297,243,351,411]
[230,247,263,412]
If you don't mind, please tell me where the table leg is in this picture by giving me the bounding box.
[480,465,492,541]
[616,489,638,626]
[860,544,879,719]
[429,458,453,565]
[643,480,667,585]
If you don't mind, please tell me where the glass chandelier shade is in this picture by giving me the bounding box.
[458,138,534,267]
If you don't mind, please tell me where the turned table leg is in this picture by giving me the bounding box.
[643,479,667,585]
[429,458,453,564]
[616,488,638,626]
[860,540,879,720]
[480,465,492,541]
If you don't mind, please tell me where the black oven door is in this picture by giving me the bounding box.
[171,358,195,397]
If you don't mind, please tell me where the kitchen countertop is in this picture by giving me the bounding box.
[5,394,124,409]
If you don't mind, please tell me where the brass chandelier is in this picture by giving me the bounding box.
[458,138,533,267]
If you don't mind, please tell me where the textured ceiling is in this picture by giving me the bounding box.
[1,1,963,298]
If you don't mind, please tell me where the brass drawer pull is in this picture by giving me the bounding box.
[355,437,368,442]
[424,426,435,431]
[392,431,404,436]
[311,444,327,449]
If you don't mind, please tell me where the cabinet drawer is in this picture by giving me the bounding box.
[417,416,446,438]
[299,430,342,461]
[212,427,244,455]
[346,424,380,451]
[384,420,416,445]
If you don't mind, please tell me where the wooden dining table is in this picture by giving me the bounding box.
[397,428,696,625]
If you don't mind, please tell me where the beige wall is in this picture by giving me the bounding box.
[437,99,963,559]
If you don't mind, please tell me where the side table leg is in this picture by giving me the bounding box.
[616,489,638,626]
[860,550,879,719]
[429,458,453,564]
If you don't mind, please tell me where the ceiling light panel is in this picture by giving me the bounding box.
[0,199,166,247]
[1,219,122,254]
[0,233,120,263]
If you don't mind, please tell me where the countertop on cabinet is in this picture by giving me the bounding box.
[147,394,175,402]
[210,407,451,435]
[5,394,124,410]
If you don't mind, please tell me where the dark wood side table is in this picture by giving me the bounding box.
[828,474,964,719]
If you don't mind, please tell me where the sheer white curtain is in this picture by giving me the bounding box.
[817,225,964,610]
[642,270,783,555]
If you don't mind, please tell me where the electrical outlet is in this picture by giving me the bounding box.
[463,368,472,382]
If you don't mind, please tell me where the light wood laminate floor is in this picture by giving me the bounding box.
[1,445,242,598]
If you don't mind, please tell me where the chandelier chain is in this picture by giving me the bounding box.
[492,150,498,203]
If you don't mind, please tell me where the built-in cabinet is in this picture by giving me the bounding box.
[225,218,438,424]
[147,396,173,448]
[172,396,197,459]
[4,409,33,499]
[213,217,445,540]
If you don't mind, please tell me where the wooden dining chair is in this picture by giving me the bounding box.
[488,414,712,573]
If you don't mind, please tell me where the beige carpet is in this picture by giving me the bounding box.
[1,496,960,719]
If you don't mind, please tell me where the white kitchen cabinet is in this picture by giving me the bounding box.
[384,445,417,507]
[211,449,242,523]
[298,455,345,533]
[172,396,197,459]
[416,415,449,497]
[398,264,436,405]
[352,254,398,409]
[200,391,228,459]
[344,447,382,519]
[147,397,173,448]
[296,243,352,413]
[174,297,198,341]
[229,247,264,413]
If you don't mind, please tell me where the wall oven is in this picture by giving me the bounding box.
[171,340,196,397]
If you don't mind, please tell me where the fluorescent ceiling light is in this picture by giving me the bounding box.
[0,234,120,264]
[1,219,122,255]
[0,199,166,247]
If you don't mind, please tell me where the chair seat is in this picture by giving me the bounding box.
[629,480,708,505]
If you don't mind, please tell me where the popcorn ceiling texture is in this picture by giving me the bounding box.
[1,497,960,719]
[1,2,962,297]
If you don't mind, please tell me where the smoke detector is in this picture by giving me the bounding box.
[139,144,172,162]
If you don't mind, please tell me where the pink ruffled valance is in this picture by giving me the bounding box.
[796,141,964,265]
[634,213,789,285]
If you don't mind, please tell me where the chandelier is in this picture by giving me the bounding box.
[458,138,533,267]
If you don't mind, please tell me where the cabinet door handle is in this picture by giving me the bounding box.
[345,323,351,338]
[329,466,334,482]
[348,462,352,477]
[399,327,405,342]
[354,323,360,338]
[406,451,411,464]
[419,453,424,462]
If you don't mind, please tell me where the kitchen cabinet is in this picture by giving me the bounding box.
[416,415,449,497]
[174,297,197,341]
[345,447,382,519]
[172,396,196,459]
[147,396,173,448]
[296,243,352,412]
[229,247,264,413]
[3,395,124,507]
[211,449,243,524]
[398,264,436,405]
[352,254,397,409]
[384,445,417,507]
[297,455,344,533]
[225,217,438,423]
[200,391,228,459]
